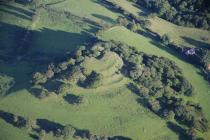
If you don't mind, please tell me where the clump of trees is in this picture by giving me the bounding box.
[82,71,103,88]
[133,0,210,30]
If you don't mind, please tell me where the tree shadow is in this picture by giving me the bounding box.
[137,29,159,41]
[181,36,210,49]
[0,8,32,20]
[0,21,98,97]
[0,110,26,128]
[29,28,94,58]
[92,13,115,24]
[167,121,189,140]
[131,2,151,16]
[14,0,33,4]
[63,94,83,105]
[28,87,43,98]
[42,80,63,93]
[74,128,91,139]
[91,0,123,17]
[36,119,64,134]
[110,136,132,140]
[28,133,39,140]
[0,3,34,20]
[0,110,15,125]
[45,0,66,6]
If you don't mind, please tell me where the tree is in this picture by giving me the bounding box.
[138,85,150,98]
[58,62,69,71]
[143,19,151,28]
[148,98,161,113]
[129,64,144,80]
[32,72,47,85]
[38,88,51,99]
[166,110,175,120]
[161,34,171,45]
[25,118,36,130]
[39,130,46,140]
[129,20,138,32]
[117,17,129,27]
[186,127,197,140]
[45,68,54,79]
[62,125,76,139]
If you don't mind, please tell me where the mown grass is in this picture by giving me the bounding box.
[101,26,210,138]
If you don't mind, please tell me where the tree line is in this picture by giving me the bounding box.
[130,0,210,30]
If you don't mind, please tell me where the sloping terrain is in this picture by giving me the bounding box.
[0,0,210,140]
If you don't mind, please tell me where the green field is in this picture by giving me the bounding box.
[0,0,210,140]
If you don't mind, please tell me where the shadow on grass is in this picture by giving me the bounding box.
[0,20,98,96]
[167,121,189,140]
[181,36,210,49]
[91,0,123,16]
[92,13,116,24]
[36,119,64,134]
[0,8,32,20]
[0,110,26,128]
[63,94,83,105]
[0,3,34,20]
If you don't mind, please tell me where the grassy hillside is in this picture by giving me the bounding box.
[49,0,121,24]
[0,0,210,140]
[109,0,210,49]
